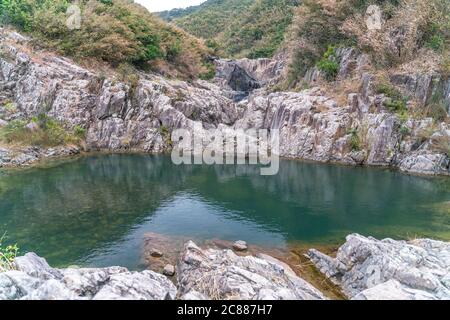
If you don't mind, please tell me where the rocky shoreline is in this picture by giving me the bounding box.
[1,234,448,300]
[1,29,449,176]
[0,145,81,169]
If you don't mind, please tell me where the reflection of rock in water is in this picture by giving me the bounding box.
[433,201,450,214]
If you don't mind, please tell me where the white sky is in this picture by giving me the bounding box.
[135,0,206,12]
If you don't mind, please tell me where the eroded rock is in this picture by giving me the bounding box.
[177,241,326,300]
[308,234,450,300]
[0,28,448,176]
[1,253,176,300]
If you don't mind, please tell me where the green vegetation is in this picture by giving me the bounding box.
[0,233,19,272]
[316,46,340,81]
[0,0,212,79]
[286,0,449,86]
[161,0,254,40]
[0,114,84,146]
[375,80,408,113]
[159,0,299,59]
[347,128,361,151]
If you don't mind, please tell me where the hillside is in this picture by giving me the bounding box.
[0,0,213,79]
[159,0,299,59]
[282,0,450,121]
[158,0,254,39]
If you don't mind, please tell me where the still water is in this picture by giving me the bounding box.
[0,154,449,269]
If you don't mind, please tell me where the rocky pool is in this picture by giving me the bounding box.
[0,154,449,269]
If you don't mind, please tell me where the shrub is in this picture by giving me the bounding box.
[384,98,407,113]
[316,46,340,81]
[167,0,298,59]
[375,80,408,113]
[287,0,449,85]
[74,125,87,139]
[0,119,28,143]
[399,125,411,136]
[425,102,448,122]
[2,102,17,113]
[116,63,140,90]
[432,135,450,157]
[0,114,85,146]
[317,59,339,81]
[347,128,361,151]
[0,233,19,272]
[375,82,404,101]
[0,0,211,79]
[199,62,216,80]
[426,34,445,52]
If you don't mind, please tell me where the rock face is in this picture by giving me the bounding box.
[308,234,450,300]
[0,253,176,300]
[0,28,449,175]
[177,241,326,300]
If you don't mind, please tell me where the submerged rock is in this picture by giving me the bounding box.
[177,241,326,300]
[308,234,450,300]
[150,249,164,258]
[0,253,176,300]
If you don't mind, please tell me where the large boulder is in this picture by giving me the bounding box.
[177,241,326,300]
[308,234,450,300]
[0,253,176,300]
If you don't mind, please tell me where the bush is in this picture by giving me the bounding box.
[0,119,28,143]
[0,114,85,146]
[2,102,17,113]
[425,102,448,122]
[374,80,408,113]
[347,128,361,151]
[375,82,404,101]
[73,125,86,139]
[0,0,211,79]
[316,46,340,81]
[317,59,339,81]
[384,98,407,113]
[0,233,19,272]
[287,0,449,85]
[199,62,216,80]
[167,0,298,59]
[116,63,140,90]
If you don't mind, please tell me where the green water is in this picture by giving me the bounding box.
[0,154,449,269]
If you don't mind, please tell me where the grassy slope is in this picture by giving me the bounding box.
[0,0,212,79]
[159,0,299,59]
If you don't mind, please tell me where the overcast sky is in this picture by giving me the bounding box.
[135,0,206,12]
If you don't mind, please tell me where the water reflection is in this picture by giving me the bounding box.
[0,154,449,269]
